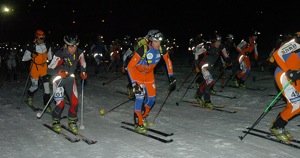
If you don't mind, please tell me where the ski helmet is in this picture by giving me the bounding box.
[250,30,260,36]
[226,34,234,39]
[64,34,80,46]
[146,29,163,42]
[210,34,222,43]
[35,29,45,39]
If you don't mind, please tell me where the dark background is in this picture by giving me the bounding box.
[1,0,299,51]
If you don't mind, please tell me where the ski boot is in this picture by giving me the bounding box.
[270,127,290,143]
[27,97,33,107]
[127,86,133,97]
[194,94,205,106]
[269,118,294,141]
[142,118,148,128]
[233,77,239,88]
[52,118,62,132]
[135,125,147,134]
[45,106,52,113]
[210,89,217,94]
[204,101,214,109]
[195,83,200,89]
[239,80,246,88]
[68,117,78,133]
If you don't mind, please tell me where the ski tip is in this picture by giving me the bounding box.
[176,102,179,106]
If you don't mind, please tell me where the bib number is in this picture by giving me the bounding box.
[54,87,64,101]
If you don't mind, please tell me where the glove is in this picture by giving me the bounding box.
[168,76,176,91]
[132,83,143,94]
[225,57,232,66]
[80,72,88,80]
[31,52,38,58]
[286,70,300,82]
[122,67,126,74]
[58,70,68,78]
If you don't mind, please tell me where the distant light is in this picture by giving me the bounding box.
[101,19,105,23]
[3,7,9,12]
[73,21,76,24]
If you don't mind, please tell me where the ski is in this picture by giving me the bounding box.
[43,124,80,143]
[245,87,267,91]
[121,121,174,137]
[121,125,173,143]
[253,76,274,82]
[247,127,300,144]
[183,100,238,113]
[182,100,225,108]
[242,131,300,149]
[227,85,267,91]
[212,93,236,99]
[61,124,97,145]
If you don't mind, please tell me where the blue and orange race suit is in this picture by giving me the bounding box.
[127,44,173,125]
[273,38,300,121]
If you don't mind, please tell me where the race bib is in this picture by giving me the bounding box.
[54,87,64,101]
[202,69,213,84]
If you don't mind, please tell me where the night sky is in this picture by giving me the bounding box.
[1,0,299,48]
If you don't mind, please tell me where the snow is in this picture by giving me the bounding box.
[1,62,300,158]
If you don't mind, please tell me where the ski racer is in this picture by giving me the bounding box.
[194,33,232,108]
[269,32,300,143]
[127,30,176,134]
[233,30,260,88]
[22,29,53,112]
[48,34,87,133]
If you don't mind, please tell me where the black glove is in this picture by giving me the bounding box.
[31,52,38,58]
[225,57,232,66]
[132,83,143,94]
[286,70,300,82]
[168,76,176,91]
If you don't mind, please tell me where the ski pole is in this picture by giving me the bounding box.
[211,65,228,88]
[239,80,292,140]
[80,79,85,129]
[102,73,123,86]
[17,62,33,109]
[219,69,238,92]
[100,96,135,116]
[152,90,172,124]
[37,78,63,119]
[176,73,199,106]
[177,68,194,92]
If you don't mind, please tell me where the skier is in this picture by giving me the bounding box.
[127,30,176,134]
[5,45,18,82]
[194,33,232,108]
[48,34,87,133]
[221,34,238,84]
[233,30,260,88]
[92,35,108,77]
[107,39,121,72]
[22,29,53,112]
[269,32,300,143]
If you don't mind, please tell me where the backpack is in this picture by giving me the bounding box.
[134,38,163,60]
